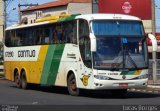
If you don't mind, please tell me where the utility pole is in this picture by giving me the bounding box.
[3,0,6,29]
[18,0,21,24]
[152,0,156,36]
[92,0,98,13]
[18,2,38,23]
[151,0,157,83]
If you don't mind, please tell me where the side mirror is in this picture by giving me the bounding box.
[148,34,158,52]
[90,33,97,52]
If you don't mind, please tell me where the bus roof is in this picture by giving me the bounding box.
[6,14,141,30]
[75,14,141,21]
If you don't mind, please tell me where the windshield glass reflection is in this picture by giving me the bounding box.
[93,37,148,70]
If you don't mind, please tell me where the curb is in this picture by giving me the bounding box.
[128,85,160,94]
[128,89,160,94]
[147,85,160,89]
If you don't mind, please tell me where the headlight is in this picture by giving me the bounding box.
[94,75,109,80]
[138,74,148,79]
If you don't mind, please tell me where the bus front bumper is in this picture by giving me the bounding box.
[92,78,148,90]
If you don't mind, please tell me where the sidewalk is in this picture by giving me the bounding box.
[128,80,160,94]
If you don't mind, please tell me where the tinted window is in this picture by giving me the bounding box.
[79,19,91,68]
[5,20,77,47]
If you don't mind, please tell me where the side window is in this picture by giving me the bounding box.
[52,24,58,44]
[28,28,34,45]
[69,21,77,44]
[42,27,51,45]
[79,19,89,38]
[79,19,91,68]
[5,30,12,47]
[51,20,77,44]
[55,23,63,43]
[34,27,43,45]
[16,29,24,46]
[64,22,72,43]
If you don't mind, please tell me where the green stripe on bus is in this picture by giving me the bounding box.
[58,14,80,22]
[40,44,65,85]
[46,44,65,85]
[40,45,55,84]
[120,71,135,75]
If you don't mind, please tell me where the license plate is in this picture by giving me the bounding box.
[119,83,128,88]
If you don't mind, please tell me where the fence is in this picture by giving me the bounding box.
[149,59,160,80]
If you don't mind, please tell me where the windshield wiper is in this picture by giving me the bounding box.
[110,51,123,71]
[125,50,138,69]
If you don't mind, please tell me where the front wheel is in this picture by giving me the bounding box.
[67,73,80,96]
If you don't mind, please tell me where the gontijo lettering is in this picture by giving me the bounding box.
[18,50,36,57]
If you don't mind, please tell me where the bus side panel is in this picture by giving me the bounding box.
[29,45,49,84]
[54,44,93,89]
[40,44,65,85]
[4,62,13,81]
[11,61,29,81]
[54,44,78,87]
[4,46,49,84]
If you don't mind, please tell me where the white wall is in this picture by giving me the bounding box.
[68,3,92,14]
[142,20,152,33]
[21,6,68,24]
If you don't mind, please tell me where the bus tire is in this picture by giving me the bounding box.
[14,71,21,88]
[21,71,28,90]
[67,73,80,96]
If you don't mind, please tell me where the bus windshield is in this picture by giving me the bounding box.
[92,20,148,70]
[92,20,144,36]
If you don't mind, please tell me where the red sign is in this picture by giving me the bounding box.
[98,0,152,20]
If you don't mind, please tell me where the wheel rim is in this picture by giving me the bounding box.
[22,77,26,88]
[70,79,77,91]
[15,75,20,87]
[21,72,27,89]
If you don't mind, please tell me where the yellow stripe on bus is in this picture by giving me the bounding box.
[134,70,142,75]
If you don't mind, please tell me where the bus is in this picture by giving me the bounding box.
[4,14,156,96]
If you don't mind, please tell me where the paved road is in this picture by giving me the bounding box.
[0,78,160,106]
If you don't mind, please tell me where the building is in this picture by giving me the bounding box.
[21,0,92,24]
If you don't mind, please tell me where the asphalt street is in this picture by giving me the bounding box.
[0,78,160,106]
[0,79,160,105]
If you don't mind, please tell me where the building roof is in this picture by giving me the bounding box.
[21,0,91,12]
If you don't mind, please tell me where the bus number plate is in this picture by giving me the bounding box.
[119,83,128,88]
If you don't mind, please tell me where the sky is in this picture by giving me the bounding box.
[6,0,160,33]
